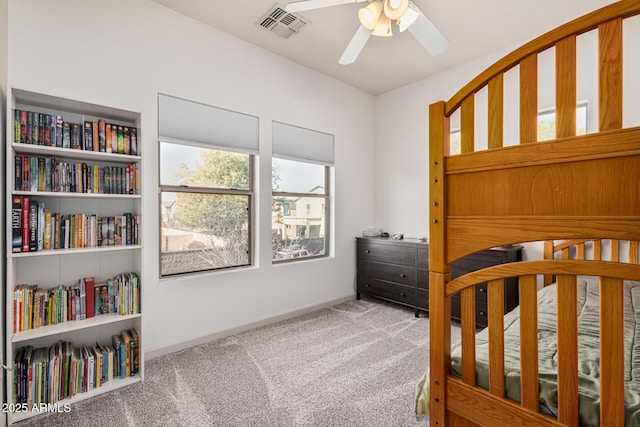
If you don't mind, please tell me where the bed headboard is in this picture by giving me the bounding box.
[429,0,640,269]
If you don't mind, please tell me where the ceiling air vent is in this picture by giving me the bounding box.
[257,4,309,40]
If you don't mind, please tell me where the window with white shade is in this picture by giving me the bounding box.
[272,121,333,262]
[158,94,257,277]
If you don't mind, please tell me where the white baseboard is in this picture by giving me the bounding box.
[145,294,355,360]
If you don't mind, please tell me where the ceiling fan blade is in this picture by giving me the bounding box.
[339,25,372,65]
[407,6,450,56]
[285,0,367,13]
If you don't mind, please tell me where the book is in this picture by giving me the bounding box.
[128,329,139,375]
[105,123,112,153]
[12,197,22,253]
[111,124,118,153]
[100,284,108,314]
[98,120,106,152]
[15,109,21,142]
[27,111,34,143]
[43,209,51,250]
[21,196,30,252]
[123,126,130,155]
[120,330,131,377]
[85,277,95,318]
[44,114,51,146]
[62,122,71,148]
[111,335,123,378]
[92,120,99,152]
[130,128,138,156]
[56,116,63,147]
[19,109,26,143]
[83,121,93,151]
[117,126,124,154]
[38,113,45,145]
[29,199,37,252]
[15,156,21,190]
[71,123,81,149]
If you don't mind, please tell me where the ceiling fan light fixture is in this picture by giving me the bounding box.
[358,1,383,30]
[383,0,408,20]
[397,1,419,32]
[372,14,393,37]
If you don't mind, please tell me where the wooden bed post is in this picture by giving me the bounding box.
[429,101,451,426]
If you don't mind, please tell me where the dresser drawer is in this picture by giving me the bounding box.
[450,295,490,329]
[358,241,415,266]
[417,269,429,289]
[417,289,428,311]
[359,261,415,286]
[452,251,508,278]
[417,246,429,270]
[358,277,416,306]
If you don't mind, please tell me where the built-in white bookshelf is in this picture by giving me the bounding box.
[5,88,143,425]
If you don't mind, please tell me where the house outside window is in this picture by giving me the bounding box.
[271,122,333,263]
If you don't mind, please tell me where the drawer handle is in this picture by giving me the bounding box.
[366,284,371,288]
[479,311,486,317]
[479,288,486,293]
[365,250,371,254]
[400,274,406,278]
[400,292,406,297]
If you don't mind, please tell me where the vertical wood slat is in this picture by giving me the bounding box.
[594,240,602,260]
[576,243,585,260]
[520,54,538,144]
[461,96,475,153]
[556,35,577,138]
[599,18,623,131]
[631,241,639,264]
[557,274,579,427]
[519,275,539,411]
[488,279,505,397]
[562,248,570,260]
[461,287,476,385]
[428,101,449,426]
[600,277,625,426]
[488,73,504,149]
[611,239,620,262]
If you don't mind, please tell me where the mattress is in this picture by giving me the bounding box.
[416,278,640,427]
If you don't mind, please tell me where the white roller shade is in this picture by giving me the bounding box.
[272,121,334,166]
[158,94,258,154]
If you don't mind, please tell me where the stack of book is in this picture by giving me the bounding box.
[13,329,140,405]
[14,155,139,195]
[14,109,138,156]
[11,196,139,253]
[12,273,140,334]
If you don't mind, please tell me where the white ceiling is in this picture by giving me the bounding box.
[150,0,617,95]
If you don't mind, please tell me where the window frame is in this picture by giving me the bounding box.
[158,138,255,278]
[271,160,331,264]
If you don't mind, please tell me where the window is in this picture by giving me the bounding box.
[158,94,258,277]
[449,101,588,154]
[272,122,333,263]
[537,102,587,141]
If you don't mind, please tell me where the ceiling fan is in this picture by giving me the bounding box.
[284,0,450,65]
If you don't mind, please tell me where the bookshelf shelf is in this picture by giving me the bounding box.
[12,142,141,163]
[10,376,142,423]
[9,245,142,258]
[12,190,141,199]
[5,87,144,425]
[12,313,142,343]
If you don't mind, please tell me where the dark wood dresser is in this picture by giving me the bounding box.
[356,237,522,328]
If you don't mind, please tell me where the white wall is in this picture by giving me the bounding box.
[374,18,640,262]
[7,0,377,355]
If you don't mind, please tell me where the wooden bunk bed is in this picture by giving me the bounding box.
[421,1,640,426]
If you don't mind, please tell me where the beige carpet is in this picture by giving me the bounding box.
[17,297,450,427]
